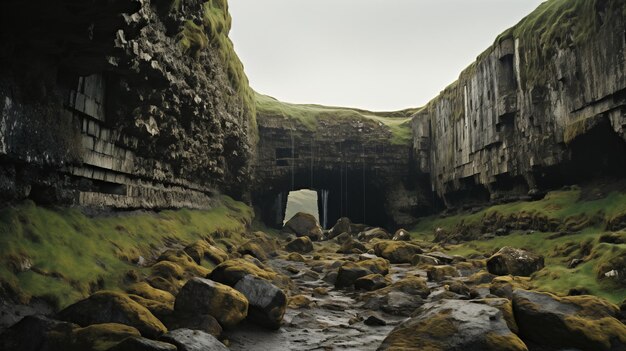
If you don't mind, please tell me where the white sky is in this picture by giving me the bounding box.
[228,0,545,111]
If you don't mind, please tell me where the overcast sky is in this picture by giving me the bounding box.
[228,0,545,111]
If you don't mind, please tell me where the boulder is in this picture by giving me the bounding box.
[426,251,454,264]
[426,265,460,282]
[329,217,352,238]
[486,247,544,276]
[374,241,423,263]
[175,278,248,329]
[108,336,177,351]
[234,275,287,330]
[72,323,141,351]
[0,315,76,351]
[56,291,167,339]
[207,258,284,287]
[379,300,527,351]
[361,291,424,316]
[392,229,411,241]
[183,240,228,265]
[285,236,314,253]
[127,282,175,307]
[160,329,228,351]
[163,312,222,337]
[337,238,368,254]
[489,276,532,299]
[334,232,352,244]
[335,258,390,289]
[512,289,626,350]
[358,227,391,242]
[354,273,389,291]
[282,212,323,241]
[411,254,440,266]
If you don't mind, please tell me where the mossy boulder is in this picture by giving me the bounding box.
[379,300,527,351]
[392,228,411,241]
[56,291,167,339]
[426,265,460,282]
[285,236,314,253]
[354,273,389,291]
[288,294,314,309]
[233,275,287,330]
[162,312,222,338]
[357,227,392,242]
[466,270,496,285]
[336,237,368,254]
[512,289,626,350]
[127,282,175,307]
[489,276,532,299]
[174,278,248,329]
[473,298,519,334]
[157,249,211,278]
[128,294,174,321]
[487,247,544,276]
[285,252,306,262]
[69,323,140,351]
[328,217,352,239]
[374,241,423,263]
[107,336,177,351]
[159,328,228,351]
[411,254,440,266]
[207,258,285,287]
[282,212,323,241]
[184,240,228,265]
[335,257,390,289]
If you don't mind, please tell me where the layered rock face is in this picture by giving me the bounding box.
[412,0,626,206]
[0,0,255,208]
[252,102,432,229]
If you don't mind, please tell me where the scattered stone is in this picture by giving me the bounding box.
[335,258,390,289]
[363,314,387,326]
[175,278,248,329]
[56,291,167,339]
[465,270,496,285]
[163,312,222,338]
[108,336,177,351]
[487,246,544,276]
[184,241,228,265]
[285,236,314,253]
[358,227,391,242]
[333,232,352,244]
[329,217,352,239]
[337,238,368,254]
[411,254,439,266]
[373,241,423,263]
[426,251,454,264]
[512,289,626,350]
[237,240,268,261]
[160,329,228,351]
[72,323,141,351]
[282,212,323,241]
[288,295,313,309]
[207,258,284,287]
[392,229,410,241]
[354,273,389,291]
[285,252,306,262]
[426,265,460,282]
[312,287,328,297]
[234,275,287,330]
[378,300,527,351]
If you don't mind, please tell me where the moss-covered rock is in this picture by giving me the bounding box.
[107,336,177,351]
[373,241,423,263]
[184,240,228,265]
[357,227,392,242]
[285,236,314,253]
[127,282,175,307]
[512,289,626,350]
[379,299,527,350]
[207,258,286,287]
[234,275,287,330]
[282,212,323,241]
[288,294,313,309]
[337,238,368,254]
[426,265,460,282]
[335,258,390,289]
[489,275,532,299]
[159,328,229,351]
[127,294,174,321]
[354,273,389,291]
[157,249,211,278]
[56,291,167,339]
[0,315,77,351]
[174,277,248,329]
[70,323,141,351]
[487,247,544,276]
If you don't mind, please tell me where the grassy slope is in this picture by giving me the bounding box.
[256,93,419,146]
[410,187,626,303]
[0,197,253,309]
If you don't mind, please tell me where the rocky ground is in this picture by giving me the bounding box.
[1,212,625,351]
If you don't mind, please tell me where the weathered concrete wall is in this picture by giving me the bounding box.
[0,0,253,209]
[412,1,626,207]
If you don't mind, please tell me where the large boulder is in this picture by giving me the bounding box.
[183,240,228,265]
[426,265,460,282]
[335,258,390,289]
[487,247,544,276]
[0,315,76,351]
[378,300,527,351]
[207,258,285,287]
[160,329,228,351]
[360,276,430,316]
[282,212,323,240]
[163,312,222,338]
[175,278,248,329]
[328,217,352,239]
[234,275,287,330]
[71,323,141,351]
[358,227,391,242]
[285,236,314,253]
[512,289,626,350]
[354,273,389,291]
[374,241,423,263]
[56,291,167,339]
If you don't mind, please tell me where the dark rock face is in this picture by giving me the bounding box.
[0,315,76,351]
[0,0,254,208]
[487,247,544,277]
[378,299,527,351]
[282,212,323,240]
[160,329,228,351]
[411,1,626,208]
[233,275,287,330]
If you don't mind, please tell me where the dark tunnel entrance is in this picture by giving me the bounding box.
[254,167,392,230]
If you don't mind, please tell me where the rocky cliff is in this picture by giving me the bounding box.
[0,0,255,208]
[412,0,626,207]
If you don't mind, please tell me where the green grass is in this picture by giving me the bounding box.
[0,197,253,309]
[410,186,626,304]
[255,92,419,145]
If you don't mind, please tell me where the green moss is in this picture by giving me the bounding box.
[255,92,419,145]
[0,196,253,309]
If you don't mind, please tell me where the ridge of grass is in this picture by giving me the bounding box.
[0,196,253,309]
[255,92,420,146]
